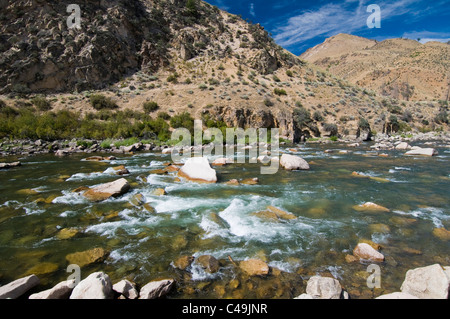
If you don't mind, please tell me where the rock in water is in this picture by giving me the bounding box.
[239,259,269,276]
[352,202,390,212]
[400,264,450,299]
[178,157,217,183]
[305,276,343,299]
[353,243,385,262]
[70,272,113,299]
[280,154,310,170]
[65,247,109,267]
[139,279,175,299]
[405,148,438,156]
[83,178,130,202]
[0,275,40,299]
[196,255,220,273]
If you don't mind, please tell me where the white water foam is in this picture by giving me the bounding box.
[393,207,449,228]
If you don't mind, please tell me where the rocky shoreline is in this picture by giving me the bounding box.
[0,262,448,299]
[0,131,449,159]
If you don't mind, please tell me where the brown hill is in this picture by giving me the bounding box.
[301,33,450,102]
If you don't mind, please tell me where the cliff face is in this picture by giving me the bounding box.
[0,0,295,94]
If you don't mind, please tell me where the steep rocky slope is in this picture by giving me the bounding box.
[301,33,450,102]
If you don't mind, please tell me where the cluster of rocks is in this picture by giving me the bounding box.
[295,264,450,299]
[0,272,175,300]
[0,139,167,157]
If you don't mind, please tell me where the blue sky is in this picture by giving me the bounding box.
[204,0,450,55]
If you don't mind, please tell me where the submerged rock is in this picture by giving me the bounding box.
[83,178,130,202]
[239,259,269,276]
[196,255,220,273]
[280,154,310,170]
[352,202,390,212]
[178,157,217,183]
[65,247,109,267]
[240,177,259,185]
[432,227,450,241]
[173,256,195,271]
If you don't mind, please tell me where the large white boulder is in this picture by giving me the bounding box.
[280,154,310,170]
[178,157,217,183]
[70,272,113,299]
[405,148,438,156]
[400,264,450,299]
[83,178,130,202]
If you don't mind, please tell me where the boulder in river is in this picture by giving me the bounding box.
[112,279,139,299]
[405,148,438,156]
[0,161,21,169]
[196,255,220,274]
[239,259,269,276]
[65,247,109,267]
[178,157,217,183]
[83,178,130,202]
[353,243,385,262]
[280,154,310,170]
[352,202,390,212]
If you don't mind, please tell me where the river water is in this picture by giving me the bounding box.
[0,141,449,299]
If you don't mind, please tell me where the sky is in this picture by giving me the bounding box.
[204,0,450,55]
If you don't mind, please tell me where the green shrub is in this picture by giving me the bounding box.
[157,112,171,120]
[170,112,194,133]
[264,98,274,107]
[90,94,118,110]
[167,73,179,83]
[143,101,159,113]
[323,123,338,136]
[286,70,293,77]
[434,110,448,124]
[313,111,324,122]
[358,117,370,130]
[31,96,52,111]
[293,106,311,129]
[274,88,287,96]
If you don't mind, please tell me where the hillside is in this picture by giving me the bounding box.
[301,33,450,102]
[0,2,448,144]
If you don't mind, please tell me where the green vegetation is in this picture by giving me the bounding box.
[89,94,118,110]
[435,110,448,124]
[274,88,287,96]
[143,101,159,113]
[293,105,312,129]
[358,117,370,131]
[0,104,173,142]
[31,96,52,111]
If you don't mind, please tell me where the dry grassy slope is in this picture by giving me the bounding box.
[301,33,450,102]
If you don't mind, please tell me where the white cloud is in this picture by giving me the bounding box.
[249,3,255,17]
[273,0,420,48]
